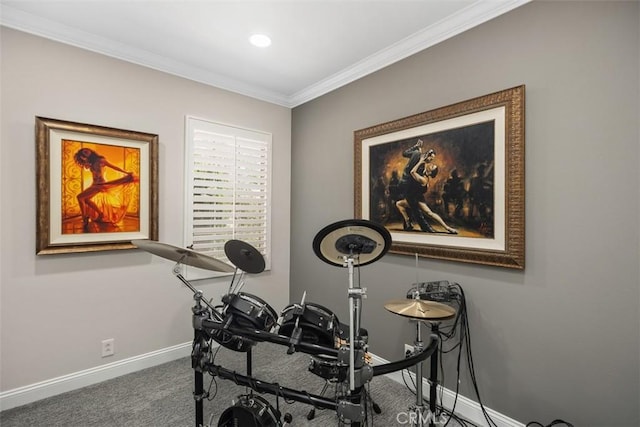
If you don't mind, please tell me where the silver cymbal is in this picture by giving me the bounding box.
[384,298,456,320]
[132,240,235,273]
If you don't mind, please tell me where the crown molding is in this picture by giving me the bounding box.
[288,0,531,107]
[1,1,530,108]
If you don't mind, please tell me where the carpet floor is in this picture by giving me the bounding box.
[1,341,464,426]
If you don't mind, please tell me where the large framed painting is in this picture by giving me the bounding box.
[36,117,159,254]
[354,85,525,269]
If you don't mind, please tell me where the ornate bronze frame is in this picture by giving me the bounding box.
[354,86,525,269]
[36,117,159,254]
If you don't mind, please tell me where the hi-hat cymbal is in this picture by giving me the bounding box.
[224,240,265,274]
[384,299,456,320]
[132,240,235,273]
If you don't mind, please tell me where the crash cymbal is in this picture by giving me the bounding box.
[132,240,235,273]
[384,299,456,320]
[224,240,265,274]
[312,219,392,267]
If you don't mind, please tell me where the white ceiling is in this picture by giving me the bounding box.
[0,0,529,107]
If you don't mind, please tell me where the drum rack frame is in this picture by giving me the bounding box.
[133,229,445,426]
[192,307,439,427]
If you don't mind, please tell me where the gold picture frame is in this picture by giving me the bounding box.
[354,85,525,269]
[36,117,159,254]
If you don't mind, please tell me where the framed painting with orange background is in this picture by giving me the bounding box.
[36,117,158,254]
[354,86,525,269]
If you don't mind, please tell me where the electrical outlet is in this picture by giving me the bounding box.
[101,338,115,357]
[404,344,413,358]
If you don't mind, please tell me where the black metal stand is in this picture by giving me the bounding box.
[191,292,210,427]
[407,320,442,427]
[190,313,438,426]
[194,362,204,427]
[428,322,440,427]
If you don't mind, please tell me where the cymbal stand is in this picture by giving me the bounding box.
[428,322,441,427]
[408,320,440,427]
[226,268,246,296]
[191,291,210,427]
[173,263,223,321]
[169,258,224,426]
[343,254,366,392]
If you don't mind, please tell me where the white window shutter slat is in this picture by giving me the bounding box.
[185,117,271,278]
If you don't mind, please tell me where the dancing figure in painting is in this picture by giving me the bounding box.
[74,148,135,230]
[397,155,458,234]
[409,158,458,234]
[396,139,436,232]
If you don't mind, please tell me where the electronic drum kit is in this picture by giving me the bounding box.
[132,219,456,427]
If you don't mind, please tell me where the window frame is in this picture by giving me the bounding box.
[184,115,272,279]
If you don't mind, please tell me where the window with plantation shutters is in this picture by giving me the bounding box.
[184,116,271,277]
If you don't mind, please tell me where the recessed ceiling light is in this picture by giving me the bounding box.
[249,34,272,48]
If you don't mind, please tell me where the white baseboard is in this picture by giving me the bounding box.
[369,353,524,427]
[0,342,192,411]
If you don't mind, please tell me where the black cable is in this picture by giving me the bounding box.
[399,282,505,427]
[206,375,218,401]
[206,343,221,401]
[401,363,474,427]
[209,342,221,364]
[365,383,374,427]
[434,328,474,427]
[445,285,468,427]
[456,285,498,427]
[438,331,446,420]
[403,363,417,392]
[442,305,465,427]
[526,421,574,427]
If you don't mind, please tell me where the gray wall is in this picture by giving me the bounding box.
[0,28,291,391]
[291,2,639,426]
